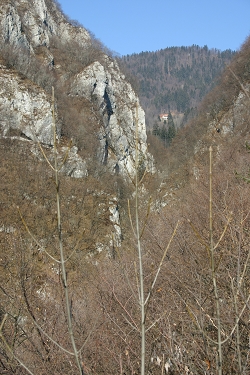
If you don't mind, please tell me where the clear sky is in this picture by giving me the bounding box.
[58,0,250,56]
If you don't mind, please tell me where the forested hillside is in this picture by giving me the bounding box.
[121,45,235,126]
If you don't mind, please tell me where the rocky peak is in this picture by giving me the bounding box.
[1,0,90,51]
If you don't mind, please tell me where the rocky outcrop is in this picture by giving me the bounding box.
[0,63,54,144]
[71,59,152,175]
[1,0,90,53]
[192,83,250,181]
[208,84,250,136]
[0,0,153,178]
[0,0,154,256]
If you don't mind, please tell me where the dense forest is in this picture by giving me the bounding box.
[121,46,235,127]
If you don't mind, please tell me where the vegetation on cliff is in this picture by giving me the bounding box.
[1,1,250,374]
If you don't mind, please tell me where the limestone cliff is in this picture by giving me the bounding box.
[1,0,90,52]
[0,0,153,177]
[0,63,54,143]
[71,59,149,175]
[0,0,155,256]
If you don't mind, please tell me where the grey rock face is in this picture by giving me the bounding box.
[0,0,153,178]
[0,0,154,256]
[72,59,153,176]
[60,146,88,178]
[193,83,250,181]
[208,84,250,136]
[1,0,90,51]
[0,64,54,144]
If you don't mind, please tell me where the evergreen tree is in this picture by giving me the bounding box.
[167,111,176,144]
[167,123,176,144]
[167,111,174,128]
[152,122,160,137]
[160,124,168,147]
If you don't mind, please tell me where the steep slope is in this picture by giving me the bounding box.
[0,0,152,176]
[0,62,54,144]
[1,1,250,374]
[0,0,154,303]
[1,0,90,51]
[162,35,250,185]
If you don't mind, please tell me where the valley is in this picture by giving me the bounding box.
[0,1,250,374]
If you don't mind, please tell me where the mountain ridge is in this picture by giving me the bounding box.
[120,45,236,127]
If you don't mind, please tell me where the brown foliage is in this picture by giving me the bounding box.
[1,16,250,375]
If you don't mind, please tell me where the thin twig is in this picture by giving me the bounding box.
[0,314,35,375]
[145,220,179,307]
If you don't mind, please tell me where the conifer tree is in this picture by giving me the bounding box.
[167,111,176,144]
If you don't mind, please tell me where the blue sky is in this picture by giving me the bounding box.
[58,0,250,56]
